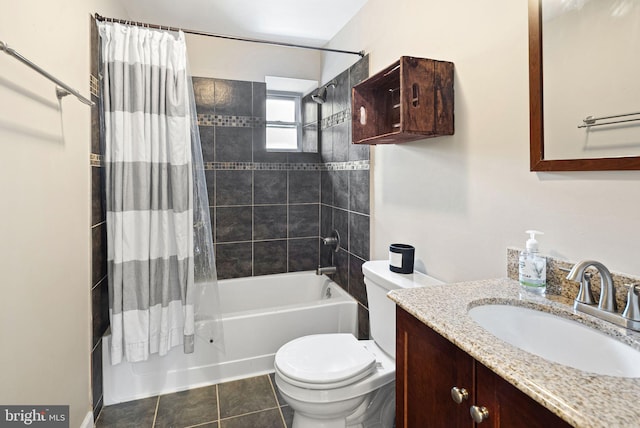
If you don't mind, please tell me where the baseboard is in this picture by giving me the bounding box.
[80,411,94,428]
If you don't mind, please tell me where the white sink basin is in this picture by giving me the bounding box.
[468,304,640,378]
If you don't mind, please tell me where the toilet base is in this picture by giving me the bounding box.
[350,383,395,428]
[292,413,351,428]
[288,382,395,428]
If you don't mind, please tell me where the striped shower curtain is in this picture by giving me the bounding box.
[99,23,196,364]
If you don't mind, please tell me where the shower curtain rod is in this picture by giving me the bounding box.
[94,14,365,58]
[0,40,94,106]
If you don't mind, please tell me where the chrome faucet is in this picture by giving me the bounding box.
[566,260,616,312]
[316,230,341,276]
[567,260,640,332]
[322,230,340,252]
[316,266,337,275]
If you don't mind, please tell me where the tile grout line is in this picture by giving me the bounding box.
[218,406,284,424]
[278,405,289,426]
[267,375,288,428]
[94,403,102,426]
[151,395,160,428]
[286,169,290,273]
[251,113,255,279]
[216,384,221,427]
[183,421,218,428]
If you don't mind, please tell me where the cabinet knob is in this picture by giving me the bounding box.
[450,386,469,404]
[470,405,490,423]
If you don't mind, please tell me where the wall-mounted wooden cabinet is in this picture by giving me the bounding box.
[352,56,454,145]
[396,307,571,427]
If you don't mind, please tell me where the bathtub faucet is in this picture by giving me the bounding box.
[322,230,340,252]
[316,266,337,275]
[317,230,340,275]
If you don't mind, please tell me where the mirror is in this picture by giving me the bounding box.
[529,0,640,171]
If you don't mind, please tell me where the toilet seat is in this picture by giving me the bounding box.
[275,334,377,390]
[275,339,396,405]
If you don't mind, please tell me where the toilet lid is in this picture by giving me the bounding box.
[275,334,376,385]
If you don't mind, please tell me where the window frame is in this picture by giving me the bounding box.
[265,90,303,152]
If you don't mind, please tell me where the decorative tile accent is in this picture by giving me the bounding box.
[324,160,370,171]
[287,163,323,171]
[90,74,100,98]
[254,163,293,171]
[90,153,103,167]
[201,160,369,171]
[320,108,351,130]
[206,162,255,171]
[197,114,265,128]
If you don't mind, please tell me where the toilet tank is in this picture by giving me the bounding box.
[362,260,443,358]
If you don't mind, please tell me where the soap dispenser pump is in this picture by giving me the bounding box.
[519,230,546,294]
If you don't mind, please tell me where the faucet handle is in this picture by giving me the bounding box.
[622,284,640,321]
[321,230,340,252]
[576,271,596,305]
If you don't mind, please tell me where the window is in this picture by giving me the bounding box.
[266,91,302,151]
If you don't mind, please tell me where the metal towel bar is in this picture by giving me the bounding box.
[578,111,640,128]
[0,39,94,106]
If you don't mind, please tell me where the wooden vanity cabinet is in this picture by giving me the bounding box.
[396,307,571,428]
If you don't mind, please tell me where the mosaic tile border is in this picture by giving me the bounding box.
[320,108,351,130]
[90,156,369,171]
[91,154,368,171]
[202,160,369,171]
[90,153,103,167]
[90,74,100,98]
[197,114,265,128]
[324,160,369,171]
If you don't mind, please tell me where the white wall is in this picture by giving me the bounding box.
[323,0,640,281]
[0,1,127,426]
[186,34,320,83]
[0,4,316,425]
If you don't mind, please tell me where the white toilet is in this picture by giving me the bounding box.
[274,260,443,428]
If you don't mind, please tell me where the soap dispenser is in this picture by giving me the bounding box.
[519,230,546,294]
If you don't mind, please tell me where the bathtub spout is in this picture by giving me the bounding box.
[316,266,337,275]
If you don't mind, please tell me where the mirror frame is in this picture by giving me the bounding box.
[528,0,640,171]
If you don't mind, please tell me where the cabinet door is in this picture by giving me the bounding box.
[475,363,571,428]
[397,307,475,428]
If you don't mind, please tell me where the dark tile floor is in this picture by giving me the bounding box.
[95,374,293,428]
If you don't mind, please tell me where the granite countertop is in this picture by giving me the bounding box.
[388,278,640,428]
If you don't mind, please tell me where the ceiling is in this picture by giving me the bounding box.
[115,0,368,47]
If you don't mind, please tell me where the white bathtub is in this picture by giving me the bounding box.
[102,271,357,405]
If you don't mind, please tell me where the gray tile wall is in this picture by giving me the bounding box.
[193,77,322,279]
[90,17,108,420]
[318,56,371,340]
[90,45,370,419]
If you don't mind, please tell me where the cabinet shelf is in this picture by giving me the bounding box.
[352,56,454,145]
